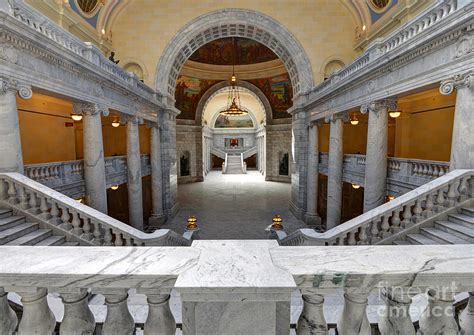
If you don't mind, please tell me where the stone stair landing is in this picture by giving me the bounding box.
[394,207,474,245]
[0,208,79,246]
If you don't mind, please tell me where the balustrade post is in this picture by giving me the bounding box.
[60,290,95,335]
[126,116,144,231]
[142,293,175,335]
[102,293,135,335]
[0,77,32,174]
[297,292,327,334]
[0,288,17,335]
[378,288,415,335]
[419,289,459,334]
[459,292,474,335]
[39,196,51,220]
[17,288,56,335]
[337,289,371,335]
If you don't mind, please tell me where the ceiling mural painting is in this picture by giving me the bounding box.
[214,114,254,128]
[248,73,293,119]
[175,75,220,120]
[188,37,278,66]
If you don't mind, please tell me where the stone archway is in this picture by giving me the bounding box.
[155,8,314,100]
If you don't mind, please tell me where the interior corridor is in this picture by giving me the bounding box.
[163,171,307,239]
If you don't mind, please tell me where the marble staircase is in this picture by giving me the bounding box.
[394,206,474,245]
[0,208,78,246]
[224,155,245,174]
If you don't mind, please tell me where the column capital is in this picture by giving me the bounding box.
[309,119,323,128]
[325,112,349,123]
[124,115,143,124]
[360,98,397,114]
[440,71,473,95]
[72,102,109,116]
[0,77,32,99]
[145,120,161,130]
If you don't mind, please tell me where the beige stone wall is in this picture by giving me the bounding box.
[111,0,358,87]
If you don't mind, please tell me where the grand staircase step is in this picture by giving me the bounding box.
[461,207,474,217]
[6,229,52,246]
[406,233,440,245]
[35,235,66,246]
[435,221,474,243]
[0,208,12,219]
[448,213,474,227]
[0,222,39,244]
[0,216,25,232]
[393,240,413,245]
[62,241,80,246]
[420,227,470,244]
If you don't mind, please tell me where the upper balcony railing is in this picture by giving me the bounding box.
[23,155,151,199]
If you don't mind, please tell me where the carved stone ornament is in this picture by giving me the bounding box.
[72,102,109,116]
[360,98,397,114]
[454,34,473,59]
[0,77,32,99]
[325,112,349,123]
[0,45,18,64]
[440,72,473,95]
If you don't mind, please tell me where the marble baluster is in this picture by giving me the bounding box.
[60,290,95,335]
[378,288,415,335]
[126,116,144,230]
[74,102,108,213]
[305,123,322,227]
[0,78,31,174]
[361,99,394,212]
[326,114,345,229]
[419,289,459,334]
[459,292,474,335]
[149,123,165,226]
[17,288,56,335]
[297,293,327,334]
[102,293,135,335]
[0,288,17,335]
[440,72,474,170]
[337,290,371,335]
[143,294,175,335]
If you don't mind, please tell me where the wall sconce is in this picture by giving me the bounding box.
[111,185,119,190]
[352,183,361,189]
[389,110,401,118]
[71,113,82,121]
[350,113,359,126]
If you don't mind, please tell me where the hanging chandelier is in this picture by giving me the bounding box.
[220,38,248,117]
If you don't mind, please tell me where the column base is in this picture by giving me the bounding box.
[148,214,166,227]
[304,213,322,228]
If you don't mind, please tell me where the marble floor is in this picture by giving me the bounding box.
[162,170,307,239]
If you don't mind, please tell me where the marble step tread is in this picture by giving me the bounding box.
[5,229,52,246]
[62,241,80,246]
[461,207,474,216]
[0,222,39,244]
[420,227,471,245]
[0,208,12,219]
[406,233,439,245]
[393,240,413,245]
[0,216,25,232]
[435,221,474,242]
[448,213,474,226]
[35,235,66,246]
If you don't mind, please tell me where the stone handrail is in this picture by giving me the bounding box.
[241,146,257,159]
[210,147,226,159]
[319,153,450,194]
[223,153,228,173]
[280,169,473,246]
[310,0,459,98]
[24,155,151,198]
[0,243,472,334]
[0,173,192,246]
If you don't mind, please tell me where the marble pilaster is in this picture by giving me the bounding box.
[126,116,144,230]
[305,122,321,227]
[0,77,32,174]
[440,71,474,170]
[361,99,394,212]
[74,102,108,214]
[326,114,345,230]
[149,123,165,226]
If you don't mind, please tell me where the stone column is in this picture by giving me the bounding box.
[361,99,394,212]
[74,103,108,213]
[326,114,345,230]
[126,116,144,230]
[0,78,32,174]
[440,72,474,170]
[305,122,321,227]
[149,123,164,226]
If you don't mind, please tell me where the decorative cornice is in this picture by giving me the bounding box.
[72,102,109,116]
[440,71,473,95]
[124,115,143,124]
[325,112,349,123]
[0,77,32,99]
[360,98,397,114]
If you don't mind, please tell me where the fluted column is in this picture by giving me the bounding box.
[0,77,32,174]
[326,114,345,229]
[440,72,474,170]
[149,123,164,225]
[126,116,144,230]
[361,99,394,212]
[74,102,108,213]
[305,122,321,227]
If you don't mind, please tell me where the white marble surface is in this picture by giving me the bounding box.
[127,119,144,230]
[327,117,344,229]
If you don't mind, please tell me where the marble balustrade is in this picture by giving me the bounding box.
[0,172,191,247]
[23,155,151,199]
[280,169,473,246]
[0,243,472,334]
[318,153,450,196]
